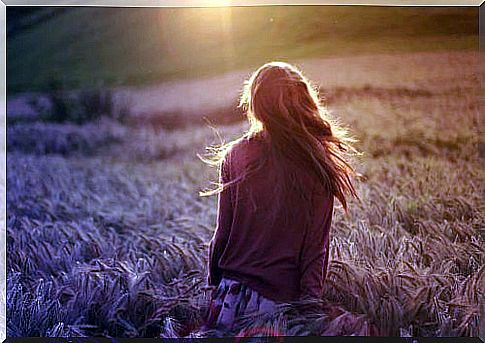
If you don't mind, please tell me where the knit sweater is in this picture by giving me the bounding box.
[207,135,334,302]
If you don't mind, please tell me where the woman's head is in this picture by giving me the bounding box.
[240,61,323,137]
[202,61,360,212]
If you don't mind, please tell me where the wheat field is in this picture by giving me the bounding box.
[6,51,484,338]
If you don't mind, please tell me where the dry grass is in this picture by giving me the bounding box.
[6,52,483,338]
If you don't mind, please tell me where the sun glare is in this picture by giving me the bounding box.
[206,0,232,6]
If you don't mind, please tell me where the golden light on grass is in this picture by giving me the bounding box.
[186,6,237,70]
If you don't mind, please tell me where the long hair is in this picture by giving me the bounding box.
[200,61,361,213]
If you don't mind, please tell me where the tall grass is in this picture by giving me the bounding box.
[6,52,483,337]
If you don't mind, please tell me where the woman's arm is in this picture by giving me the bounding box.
[207,154,233,286]
[299,192,334,300]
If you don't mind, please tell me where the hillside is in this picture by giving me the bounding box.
[6,6,478,93]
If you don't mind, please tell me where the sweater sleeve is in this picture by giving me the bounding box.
[299,190,334,300]
[207,153,233,286]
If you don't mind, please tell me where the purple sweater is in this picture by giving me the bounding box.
[207,135,334,302]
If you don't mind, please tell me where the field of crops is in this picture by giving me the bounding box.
[6,51,484,338]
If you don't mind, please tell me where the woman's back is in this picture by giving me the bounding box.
[208,135,334,302]
[204,61,358,330]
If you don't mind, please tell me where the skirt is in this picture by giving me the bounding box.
[205,277,277,331]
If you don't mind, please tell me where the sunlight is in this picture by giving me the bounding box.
[180,6,236,70]
[219,7,237,70]
[205,0,232,6]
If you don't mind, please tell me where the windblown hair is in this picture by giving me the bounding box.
[200,61,360,212]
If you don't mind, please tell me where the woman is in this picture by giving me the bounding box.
[201,61,360,331]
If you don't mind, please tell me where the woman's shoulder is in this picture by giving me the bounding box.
[227,133,265,160]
